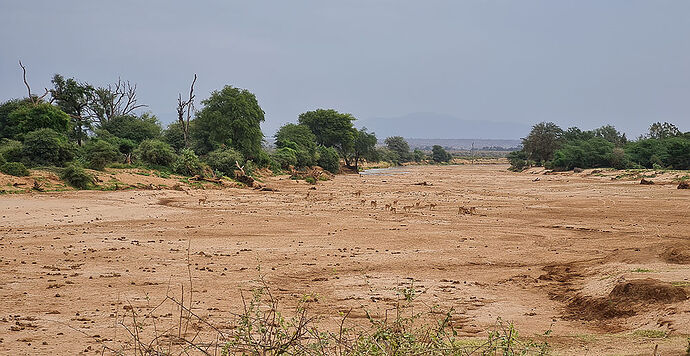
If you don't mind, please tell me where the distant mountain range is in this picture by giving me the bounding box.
[357,112,530,142]
[401,138,521,150]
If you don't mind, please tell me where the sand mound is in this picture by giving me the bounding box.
[566,278,687,321]
[609,278,687,303]
[662,246,690,264]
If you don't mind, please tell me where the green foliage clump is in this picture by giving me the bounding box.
[550,138,614,171]
[0,139,24,163]
[507,150,529,171]
[60,162,94,189]
[191,86,265,158]
[298,109,355,155]
[172,148,205,176]
[162,121,187,152]
[6,103,70,140]
[272,147,298,169]
[432,145,452,163]
[317,146,340,174]
[0,161,29,177]
[412,149,426,163]
[385,136,412,164]
[347,128,378,170]
[84,139,121,170]
[135,139,176,166]
[522,122,564,165]
[205,147,244,178]
[625,137,690,169]
[101,113,162,143]
[275,123,317,168]
[22,128,76,167]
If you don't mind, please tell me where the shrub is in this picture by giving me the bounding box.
[100,113,162,143]
[0,139,24,162]
[61,162,94,189]
[0,162,29,176]
[272,147,297,169]
[317,146,340,173]
[6,102,70,140]
[550,138,614,171]
[135,139,176,166]
[205,147,244,178]
[172,148,205,176]
[432,145,452,163]
[22,128,76,167]
[412,149,426,162]
[84,139,121,170]
[0,153,4,166]
[508,150,529,171]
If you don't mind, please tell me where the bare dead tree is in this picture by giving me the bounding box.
[89,77,147,125]
[177,74,197,148]
[18,60,49,105]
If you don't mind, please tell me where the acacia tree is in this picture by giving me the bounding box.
[191,85,265,158]
[384,136,412,164]
[298,109,356,158]
[345,128,377,170]
[50,74,95,146]
[522,122,564,165]
[648,122,681,139]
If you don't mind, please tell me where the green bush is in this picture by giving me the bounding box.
[135,139,176,166]
[272,147,297,169]
[432,145,452,163]
[172,148,205,176]
[0,153,5,166]
[0,161,29,176]
[205,147,244,177]
[0,139,24,162]
[84,139,121,170]
[5,102,70,140]
[22,128,76,167]
[317,146,340,174]
[61,162,94,189]
[507,150,529,171]
[100,113,162,143]
[549,138,614,171]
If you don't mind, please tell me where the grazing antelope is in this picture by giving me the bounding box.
[353,190,362,197]
[414,201,421,208]
[198,196,207,205]
[384,203,391,211]
[390,207,397,213]
[360,199,367,206]
[370,200,377,209]
[392,200,398,205]
[428,203,437,210]
[403,205,413,213]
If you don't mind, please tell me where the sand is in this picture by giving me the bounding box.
[0,164,688,355]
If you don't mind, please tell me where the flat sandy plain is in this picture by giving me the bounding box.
[1,164,689,355]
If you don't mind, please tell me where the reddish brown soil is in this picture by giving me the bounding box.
[0,164,689,355]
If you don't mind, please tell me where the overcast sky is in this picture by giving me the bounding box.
[1,1,688,139]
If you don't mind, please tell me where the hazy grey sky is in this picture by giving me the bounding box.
[1,1,688,139]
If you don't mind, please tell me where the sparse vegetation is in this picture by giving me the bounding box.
[60,162,94,189]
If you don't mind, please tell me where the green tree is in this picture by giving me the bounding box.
[22,128,76,167]
[648,122,681,139]
[274,123,318,167]
[412,149,426,163]
[83,139,121,170]
[522,122,564,165]
[384,136,412,164]
[298,109,355,157]
[432,145,452,163]
[0,98,32,139]
[7,103,70,140]
[172,148,205,176]
[272,147,298,169]
[317,146,340,174]
[192,86,265,158]
[346,128,377,170]
[101,113,162,143]
[162,122,187,152]
[593,125,627,146]
[205,147,244,177]
[50,74,95,146]
[507,150,529,171]
[135,139,176,166]
[549,138,614,170]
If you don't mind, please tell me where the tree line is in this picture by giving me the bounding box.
[0,66,453,187]
[509,122,690,171]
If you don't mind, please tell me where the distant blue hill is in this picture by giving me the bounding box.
[357,112,530,141]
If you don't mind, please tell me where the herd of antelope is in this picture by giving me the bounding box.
[354,190,476,215]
